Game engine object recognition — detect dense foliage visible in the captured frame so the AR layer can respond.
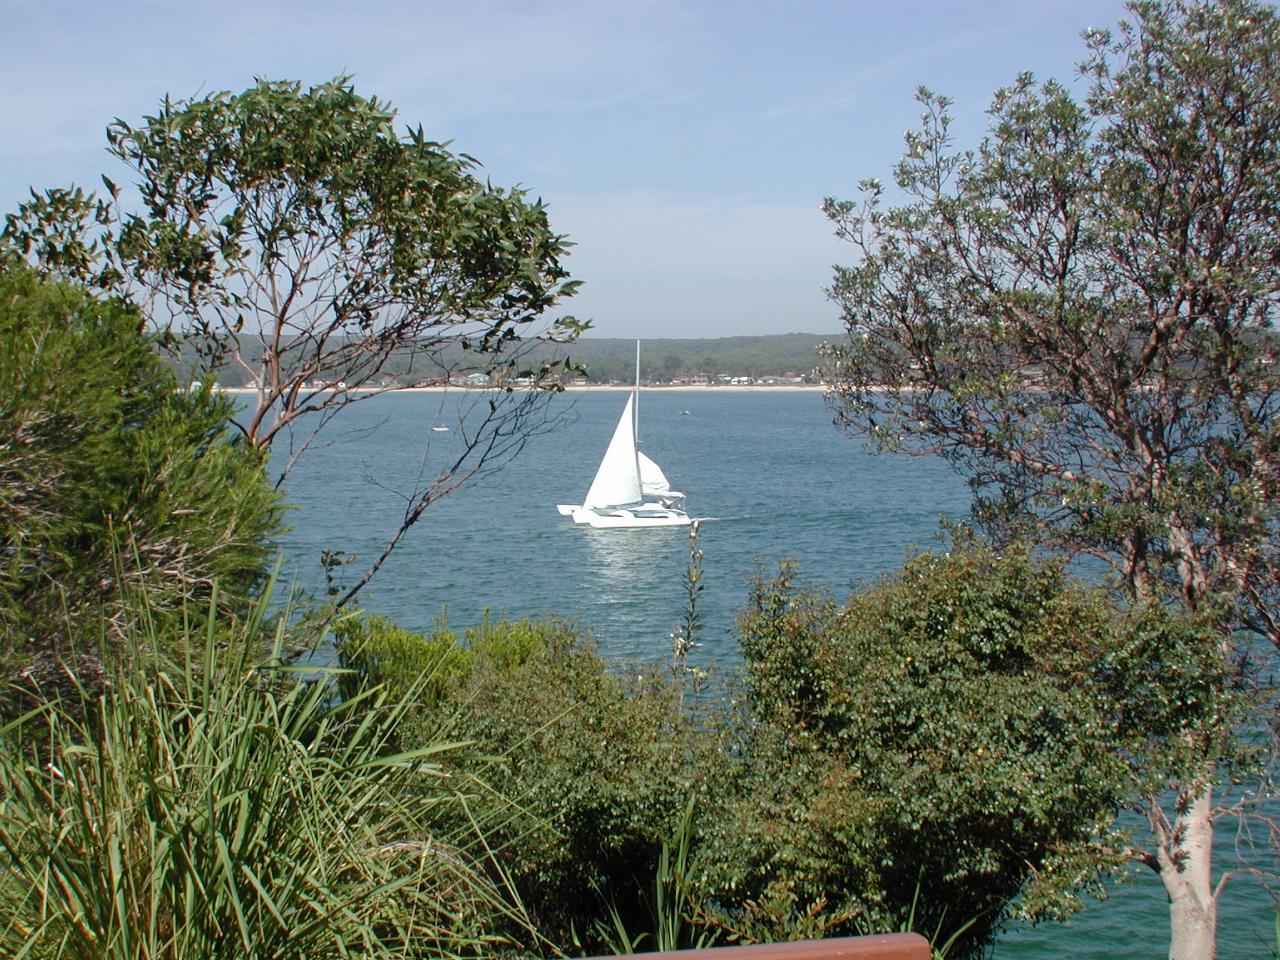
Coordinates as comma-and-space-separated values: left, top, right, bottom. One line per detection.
0, 593, 526, 959
336, 610, 720, 953
0, 265, 283, 690
3, 76, 582, 448
821, 1, 1278, 952
692, 545, 1233, 958
332, 544, 1236, 960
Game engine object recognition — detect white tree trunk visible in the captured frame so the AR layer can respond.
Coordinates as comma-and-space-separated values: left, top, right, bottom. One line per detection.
1158, 786, 1216, 960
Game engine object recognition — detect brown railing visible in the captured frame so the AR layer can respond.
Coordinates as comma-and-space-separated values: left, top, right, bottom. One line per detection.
584, 934, 931, 960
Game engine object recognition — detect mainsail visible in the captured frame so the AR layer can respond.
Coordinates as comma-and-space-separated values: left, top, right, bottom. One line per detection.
582, 393, 643, 509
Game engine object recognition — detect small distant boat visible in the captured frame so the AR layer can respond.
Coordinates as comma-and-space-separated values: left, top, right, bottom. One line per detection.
557, 342, 691, 528
679, 409, 691, 416
430, 424, 449, 433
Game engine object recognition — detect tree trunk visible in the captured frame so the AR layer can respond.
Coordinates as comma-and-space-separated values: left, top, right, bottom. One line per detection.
1159, 786, 1216, 960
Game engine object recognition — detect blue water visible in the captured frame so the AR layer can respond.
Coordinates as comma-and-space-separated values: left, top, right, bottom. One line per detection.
272, 389, 1273, 959
277, 390, 971, 664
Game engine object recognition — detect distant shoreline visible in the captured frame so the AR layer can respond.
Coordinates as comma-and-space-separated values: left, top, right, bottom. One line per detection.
214, 384, 828, 394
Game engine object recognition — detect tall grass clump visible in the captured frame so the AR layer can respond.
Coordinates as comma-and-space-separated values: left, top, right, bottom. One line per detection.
0, 589, 528, 960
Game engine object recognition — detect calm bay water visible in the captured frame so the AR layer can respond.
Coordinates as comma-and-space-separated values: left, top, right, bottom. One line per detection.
277, 390, 973, 665
272, 389, 1271, 959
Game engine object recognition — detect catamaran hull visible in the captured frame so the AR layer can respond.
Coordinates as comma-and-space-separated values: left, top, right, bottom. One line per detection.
559, 504, 692, 528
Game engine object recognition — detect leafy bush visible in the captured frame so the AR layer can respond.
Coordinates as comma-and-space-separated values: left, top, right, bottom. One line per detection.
0, 264, 283, 688
334, 611, 466, 709
338, 610, 723, 953
0, 590, 527, 959
334, 609, 561, 712
694, 543, 1228, 956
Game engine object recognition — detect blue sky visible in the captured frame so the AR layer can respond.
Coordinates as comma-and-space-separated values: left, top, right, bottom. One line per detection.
2, 0, 1133, 337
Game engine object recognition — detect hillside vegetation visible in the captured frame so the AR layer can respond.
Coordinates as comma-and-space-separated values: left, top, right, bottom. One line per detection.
532, 334, 832, 383
172, 334, 833, 387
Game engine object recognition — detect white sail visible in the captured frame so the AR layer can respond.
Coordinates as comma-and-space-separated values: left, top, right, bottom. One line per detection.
582, 393, 643, 509
638, 451, 670, 494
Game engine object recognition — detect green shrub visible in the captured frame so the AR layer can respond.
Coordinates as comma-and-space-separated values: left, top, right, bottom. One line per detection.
339, 609, 723, 953
0, 590, 527, 959
0, 264, 283, 687
465, 611, 562, 673
334, 609, 561, 713
694, 543, 1226, 957
334, 611, 465, 709
447, 644, 712, 950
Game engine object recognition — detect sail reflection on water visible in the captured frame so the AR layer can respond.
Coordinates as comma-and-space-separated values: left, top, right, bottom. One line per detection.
578, 526, 689, 654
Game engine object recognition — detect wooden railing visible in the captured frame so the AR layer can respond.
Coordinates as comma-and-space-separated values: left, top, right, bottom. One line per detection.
584, 934, 931, 960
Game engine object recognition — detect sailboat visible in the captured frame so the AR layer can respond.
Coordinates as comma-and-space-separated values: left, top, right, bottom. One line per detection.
556, 342, 692, 528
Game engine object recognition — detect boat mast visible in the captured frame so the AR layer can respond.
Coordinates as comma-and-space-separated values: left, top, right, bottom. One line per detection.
634, 339, 641, 443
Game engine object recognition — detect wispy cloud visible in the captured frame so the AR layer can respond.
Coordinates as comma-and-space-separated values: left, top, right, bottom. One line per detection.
552, 190, 847, 336
1, 0, 1134, 337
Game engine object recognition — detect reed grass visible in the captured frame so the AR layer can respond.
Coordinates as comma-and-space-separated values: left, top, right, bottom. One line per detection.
594, 795, 716, 954
0, 588, 527, 959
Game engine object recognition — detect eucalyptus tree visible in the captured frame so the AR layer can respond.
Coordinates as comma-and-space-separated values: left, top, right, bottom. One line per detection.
4, 77, 582, 604
822, 2, 1278, 957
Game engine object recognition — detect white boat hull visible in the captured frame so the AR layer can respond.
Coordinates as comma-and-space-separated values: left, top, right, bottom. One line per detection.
560, 503, 692, 528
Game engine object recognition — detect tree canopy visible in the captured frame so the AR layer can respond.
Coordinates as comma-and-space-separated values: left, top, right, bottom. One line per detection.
3, 75, 582, 454
821, 2, 1277, 955
0, 264, 284, 691
824, 0, 1277, 647
3, 76, 584, 604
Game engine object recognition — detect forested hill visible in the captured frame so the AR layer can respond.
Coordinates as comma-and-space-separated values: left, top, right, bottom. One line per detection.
534, 333, 832, 383
174, 333, 836, 386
